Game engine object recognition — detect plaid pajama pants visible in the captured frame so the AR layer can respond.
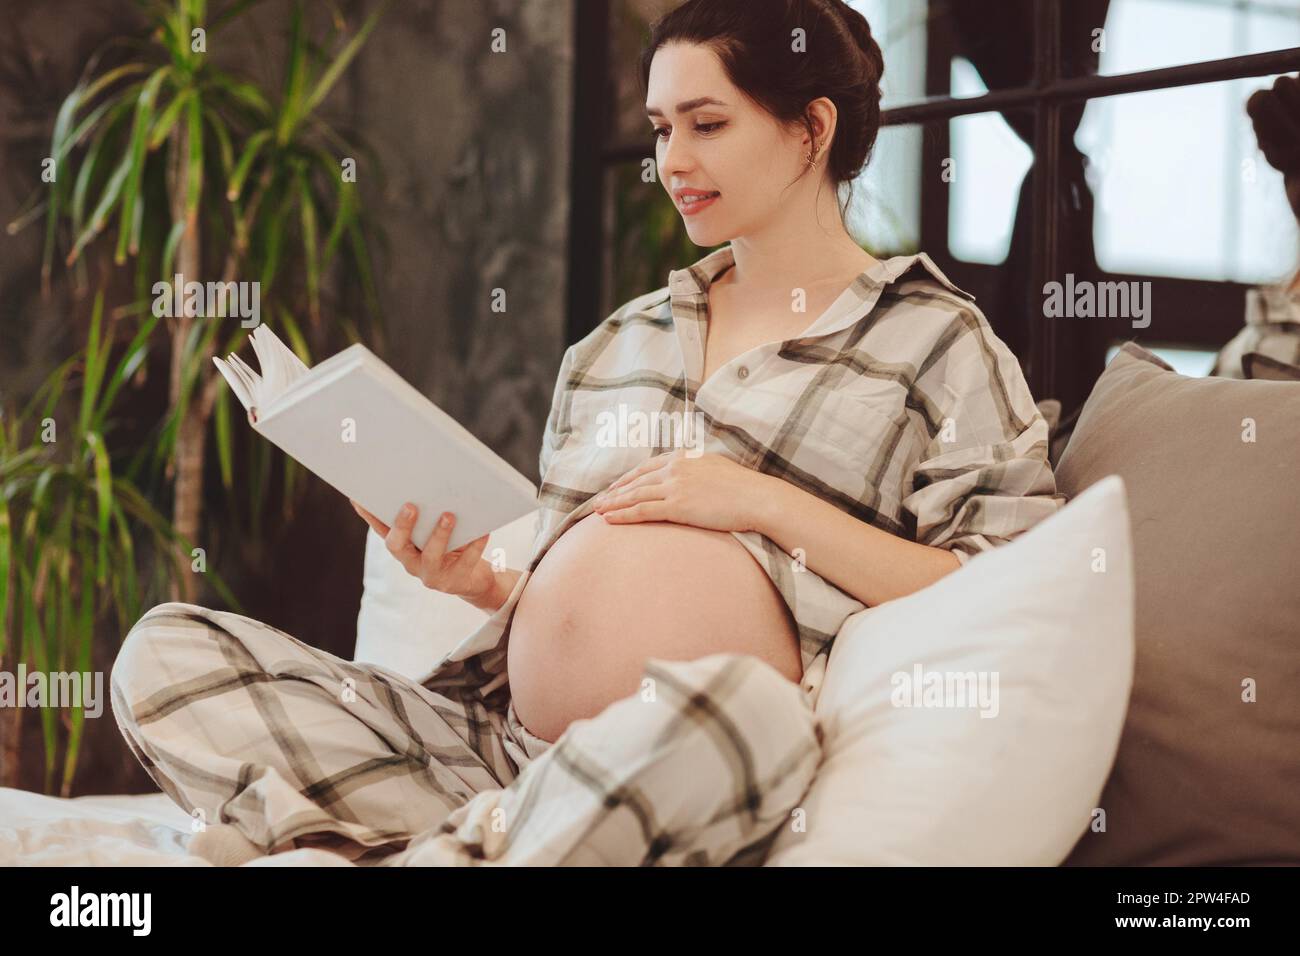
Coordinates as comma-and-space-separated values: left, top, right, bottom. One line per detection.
110, 602, 822, 866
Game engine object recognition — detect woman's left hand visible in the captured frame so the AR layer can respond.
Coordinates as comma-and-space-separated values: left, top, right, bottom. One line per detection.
590, 449, 770, 533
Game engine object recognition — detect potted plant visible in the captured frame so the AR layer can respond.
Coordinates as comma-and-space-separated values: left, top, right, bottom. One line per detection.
9, 0, 388, 599
0, 292, 237, 794
2, 0, 388, 793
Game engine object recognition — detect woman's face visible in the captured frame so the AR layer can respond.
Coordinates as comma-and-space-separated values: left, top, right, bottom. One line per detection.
646, 42, 819, 247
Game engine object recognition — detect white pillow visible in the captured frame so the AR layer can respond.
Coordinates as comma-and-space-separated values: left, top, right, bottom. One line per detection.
766, 474, 1135, 866
354, 510, 539, 679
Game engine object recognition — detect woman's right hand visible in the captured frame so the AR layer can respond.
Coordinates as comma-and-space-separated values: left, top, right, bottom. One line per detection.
351, 499, 510, 611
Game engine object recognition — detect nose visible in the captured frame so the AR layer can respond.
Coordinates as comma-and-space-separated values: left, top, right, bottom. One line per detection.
658, 128, 694, 186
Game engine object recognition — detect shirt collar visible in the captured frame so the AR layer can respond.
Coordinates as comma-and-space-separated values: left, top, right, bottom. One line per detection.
667, 244, 736, 297
667, 244, 974, 341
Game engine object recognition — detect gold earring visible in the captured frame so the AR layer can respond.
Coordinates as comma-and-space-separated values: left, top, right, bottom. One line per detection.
806, 144, 820, 169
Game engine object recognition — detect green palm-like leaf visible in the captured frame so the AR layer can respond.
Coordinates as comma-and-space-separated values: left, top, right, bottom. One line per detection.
204, 106, 234, 179
184, 92, 204, 224
83, 432, 113, 585
301, 0, 388, 117
69, 98, 134, 242
213, 385, 234, 490
42, 85, 85, 287
275, 2, 307, 141
78, 63, 151, 109
0, 498, 11, 661
68, 154, 130, 266
160, 218, 185, 278
227, 128, 271, 200
77, 292, 108, 436
148, 88, 192, 150
92, 310, 161, 436
297, 169, 320, 324
115, 67, 169, 264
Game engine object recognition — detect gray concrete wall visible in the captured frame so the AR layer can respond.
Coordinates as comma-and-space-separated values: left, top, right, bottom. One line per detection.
345, 0, 573, 478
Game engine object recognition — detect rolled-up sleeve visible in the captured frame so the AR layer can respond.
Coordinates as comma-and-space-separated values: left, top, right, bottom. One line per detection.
900, 311, 1065, 565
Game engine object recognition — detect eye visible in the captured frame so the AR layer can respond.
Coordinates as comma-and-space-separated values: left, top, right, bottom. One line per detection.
651, 121, 727, 143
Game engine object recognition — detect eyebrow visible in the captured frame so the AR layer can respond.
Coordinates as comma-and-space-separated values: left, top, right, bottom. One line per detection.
646, 96, 730, 118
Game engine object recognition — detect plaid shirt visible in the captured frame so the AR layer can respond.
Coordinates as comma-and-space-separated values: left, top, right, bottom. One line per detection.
1211, 282, 1300, 378
425, 243, 1065, 710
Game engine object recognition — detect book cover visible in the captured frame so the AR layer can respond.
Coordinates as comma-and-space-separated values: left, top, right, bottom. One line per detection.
214, 327, 538, 553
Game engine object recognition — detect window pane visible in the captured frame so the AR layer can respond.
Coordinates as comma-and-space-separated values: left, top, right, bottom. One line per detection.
1105, 342, 1218, 376
851, 0, 1096, 108
847, 0, 929, 110
850, 108, 1040, 271
946, 58, 1034, 264
1075, 75, 1300, 283
847, 122, 924, 255
1072, 0, 1300, 78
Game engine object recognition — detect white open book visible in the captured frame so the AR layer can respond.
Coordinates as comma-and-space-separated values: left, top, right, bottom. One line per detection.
213, 326, 539, 552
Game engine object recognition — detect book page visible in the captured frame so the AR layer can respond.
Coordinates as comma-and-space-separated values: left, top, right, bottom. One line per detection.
213, 325, 312, 415
249, 326, 311, 402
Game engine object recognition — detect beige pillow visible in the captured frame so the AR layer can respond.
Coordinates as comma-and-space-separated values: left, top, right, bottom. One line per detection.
1057, 341, 1300, 865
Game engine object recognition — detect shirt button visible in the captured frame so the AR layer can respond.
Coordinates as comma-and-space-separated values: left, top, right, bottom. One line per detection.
737, 365, 749, 380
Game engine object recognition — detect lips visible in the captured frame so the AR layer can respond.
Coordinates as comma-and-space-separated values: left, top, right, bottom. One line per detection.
676, 189, 721, 213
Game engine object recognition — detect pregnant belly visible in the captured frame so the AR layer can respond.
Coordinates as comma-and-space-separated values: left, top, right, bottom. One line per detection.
506, 512, 802, 744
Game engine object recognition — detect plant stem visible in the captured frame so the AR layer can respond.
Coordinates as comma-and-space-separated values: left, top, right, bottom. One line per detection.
167, 117, 201, 603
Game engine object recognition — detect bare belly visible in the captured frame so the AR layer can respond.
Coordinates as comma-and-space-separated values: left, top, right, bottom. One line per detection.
506, 512, 802, 743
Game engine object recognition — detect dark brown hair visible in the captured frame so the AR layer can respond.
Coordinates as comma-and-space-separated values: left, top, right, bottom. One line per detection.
638, 0, 885, 216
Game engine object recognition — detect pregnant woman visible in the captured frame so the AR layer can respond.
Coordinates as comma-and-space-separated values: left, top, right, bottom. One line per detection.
111, 0, 1062, 868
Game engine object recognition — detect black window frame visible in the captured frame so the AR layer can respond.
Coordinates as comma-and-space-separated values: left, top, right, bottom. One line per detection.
568, 0, 1300, 413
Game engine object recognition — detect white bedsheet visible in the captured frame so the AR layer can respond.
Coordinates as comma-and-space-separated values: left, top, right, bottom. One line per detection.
0, 788, 353, 866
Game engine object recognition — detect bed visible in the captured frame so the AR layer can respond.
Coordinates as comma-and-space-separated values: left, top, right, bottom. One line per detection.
4, 345, 1297, 866
0, 787, 356, 866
